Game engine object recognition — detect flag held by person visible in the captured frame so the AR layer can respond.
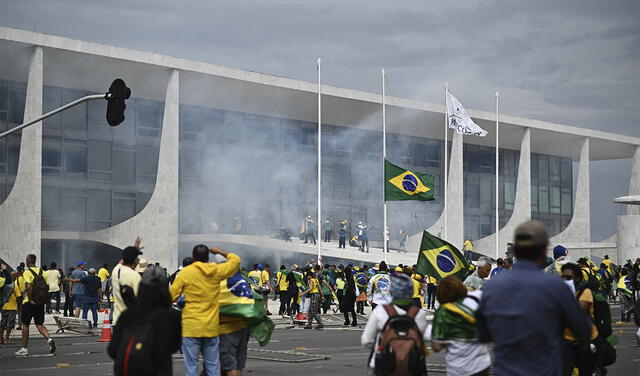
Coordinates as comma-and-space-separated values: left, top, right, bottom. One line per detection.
446, 90, 488, 137
385, 160, 434, 201
219, 272, 274, 346
416, 231, 469, 280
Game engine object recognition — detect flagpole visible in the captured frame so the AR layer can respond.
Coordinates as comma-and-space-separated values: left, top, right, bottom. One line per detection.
495, 91, 500, 260
317, 57, 322, 265
382, 69, 388, 264
443, 83, 448, 241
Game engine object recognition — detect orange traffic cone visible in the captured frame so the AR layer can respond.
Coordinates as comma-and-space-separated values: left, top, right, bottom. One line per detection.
96, 313, 112, 343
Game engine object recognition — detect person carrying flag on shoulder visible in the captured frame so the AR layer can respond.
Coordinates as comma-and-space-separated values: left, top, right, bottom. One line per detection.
367, 262, 392, 310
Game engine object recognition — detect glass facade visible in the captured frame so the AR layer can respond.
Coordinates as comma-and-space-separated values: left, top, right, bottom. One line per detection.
0, 79, 572, 244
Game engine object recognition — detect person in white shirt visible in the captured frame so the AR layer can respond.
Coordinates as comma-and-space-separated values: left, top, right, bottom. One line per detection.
45, 262, 61, 314
111, 238, 143, 327
366, 262, 392, 309
361, 274, 430, 374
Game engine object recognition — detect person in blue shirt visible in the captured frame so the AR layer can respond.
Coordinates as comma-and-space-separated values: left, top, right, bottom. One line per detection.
490, 258, 504, 278
476, 220, 592, 376
338, 227, 347, 249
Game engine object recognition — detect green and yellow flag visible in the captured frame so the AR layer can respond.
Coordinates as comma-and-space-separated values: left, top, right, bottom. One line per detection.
219, 272, 274, 346
416, 231, 469, 281
384, 160, 434, 201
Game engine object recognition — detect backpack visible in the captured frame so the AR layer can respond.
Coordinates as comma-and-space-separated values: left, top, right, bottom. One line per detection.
577, 288, 612, 338
113, 313, 158, 376
582, 268, 600, 292
0, 280, 15, 307
374, 305, 426, 376
27, 268, 49, 305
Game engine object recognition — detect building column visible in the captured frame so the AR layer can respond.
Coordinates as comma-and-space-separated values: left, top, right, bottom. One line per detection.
617, 145, 640, 263
411, 130, 464, 250
0, 46, 42, 267
83, 69, 180, 271
475, 128, 531, 256
550, 137, 590, 244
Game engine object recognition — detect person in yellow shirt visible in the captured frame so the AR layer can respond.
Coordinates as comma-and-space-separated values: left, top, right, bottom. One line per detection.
98, 263, 111, 303
276, 265, 290, 317
44, 262, 61, 314
1, 267, 21, 344
15, 254, 56, 357
561, 263, 599, 375
170, 245, 241, 376
463, 239, 474, 262
602, 255, 613, 274
261, 265, 272, 315
406, 269, 423, 307
301, 271, 323, 329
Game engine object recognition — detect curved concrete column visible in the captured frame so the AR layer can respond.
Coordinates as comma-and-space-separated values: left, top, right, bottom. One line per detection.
617, 215, 640, 263
551, 137, 590, 244
0, 46, 42, 267
82, 69, 180, 270
475, 128, 531, 257
406, 130, 464, 251
627, 146, 640, 215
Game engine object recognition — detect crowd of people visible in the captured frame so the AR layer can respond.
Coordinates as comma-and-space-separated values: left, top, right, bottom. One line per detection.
1, 220, 639, 375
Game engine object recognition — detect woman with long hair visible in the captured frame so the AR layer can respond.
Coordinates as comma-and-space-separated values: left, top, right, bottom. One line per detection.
342, 266, 358, 327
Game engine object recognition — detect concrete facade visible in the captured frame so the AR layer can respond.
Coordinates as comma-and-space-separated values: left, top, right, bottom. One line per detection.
551, 137, 591, 244
0, 46, 42, 267
474, 128, 531, 258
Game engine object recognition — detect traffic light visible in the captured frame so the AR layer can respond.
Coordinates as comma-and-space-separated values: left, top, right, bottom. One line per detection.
105, 78, 131, 126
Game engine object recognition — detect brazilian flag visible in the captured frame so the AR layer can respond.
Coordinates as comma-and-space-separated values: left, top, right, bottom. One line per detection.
416, 231, 469, 281
219, 272, 274, 346
385, 160, 434, 201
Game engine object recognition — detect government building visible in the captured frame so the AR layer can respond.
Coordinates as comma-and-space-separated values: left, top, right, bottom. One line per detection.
0, 27, 638, 271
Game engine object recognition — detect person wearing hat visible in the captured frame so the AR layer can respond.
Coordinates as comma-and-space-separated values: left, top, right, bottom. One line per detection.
70, 261, 88, 318
476, 220, 592, 375
111, 237, 144, 327
361, 273, 429, 372
544, 244, 571, 276
135, 258, 149, 275
67, 268, 102, 328
108, 265, 181, 376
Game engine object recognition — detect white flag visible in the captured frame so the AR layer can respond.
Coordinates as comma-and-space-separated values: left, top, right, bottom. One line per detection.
446, 91, 488, 137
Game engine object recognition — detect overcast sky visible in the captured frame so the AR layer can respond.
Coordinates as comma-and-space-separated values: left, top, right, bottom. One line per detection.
1, 0, 638, 240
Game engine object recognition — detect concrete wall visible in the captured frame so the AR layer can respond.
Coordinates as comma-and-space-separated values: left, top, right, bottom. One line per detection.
551, 137, 590, 245
617, 215, 640, 263
0, 46, 42, 268
474, 128, 531, 258
81, 69, 180, 271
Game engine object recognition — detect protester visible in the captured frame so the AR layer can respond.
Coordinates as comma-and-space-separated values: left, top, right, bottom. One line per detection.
361, 273, 429, 375
431, 276, 491, 376
405, 268, 423, 307
355, 267, 368, 315
1, 267, 20, 344
68, 268, 102, 328
367, 261, 392, 309
112, 238, 144, 327
15, 254, 56, 356
98, 263, 110, 302
63, 267, 74, 317
276, 265, 290, 317
262, 264, 272, 315
169, 244, 241, 376
71, 261, 88, 317
476, 220, 592, 375
135, 258, 149, 275
618, 268, 634, 322
544, 245, 571, 276
490, 258, 504, 278
45, 262, 61, 314
464, 257, 491, 291
108, 265, 181, 376
301, 270, 323, 329
340, 266, 356, 327
338, 225, 347, 249
286, 265, 300, 317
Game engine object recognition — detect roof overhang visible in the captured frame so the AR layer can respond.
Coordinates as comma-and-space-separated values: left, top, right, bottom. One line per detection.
1, 27, 638, 161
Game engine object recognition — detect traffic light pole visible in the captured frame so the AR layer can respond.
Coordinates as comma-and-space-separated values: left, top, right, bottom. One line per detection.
0, 93, 109, 140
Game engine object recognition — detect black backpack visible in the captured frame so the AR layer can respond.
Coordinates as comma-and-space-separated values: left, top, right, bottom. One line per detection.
114, 314, 158, 376
117, 268, 136, 308
374, 305, 426, 376
582, 268, 600, 293
27, 268, 50, 305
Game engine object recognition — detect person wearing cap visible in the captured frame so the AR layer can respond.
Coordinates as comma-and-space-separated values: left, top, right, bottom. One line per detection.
476, 220, 592, 375
108, 265, 181, 376
111, 237, 144, 327
67, 267, 102, 328
543, 245, 571, 276
70, 261, 88, 318
169, 244, 241, 376
361, 273, 430, 372
367, 261, 392, 310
